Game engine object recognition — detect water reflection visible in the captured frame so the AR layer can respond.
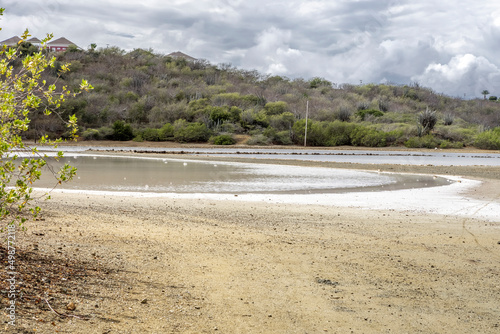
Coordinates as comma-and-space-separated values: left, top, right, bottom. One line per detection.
36, 155, 450, 194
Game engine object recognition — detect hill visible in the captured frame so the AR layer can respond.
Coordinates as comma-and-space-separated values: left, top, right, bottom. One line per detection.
23, 46, 500, 149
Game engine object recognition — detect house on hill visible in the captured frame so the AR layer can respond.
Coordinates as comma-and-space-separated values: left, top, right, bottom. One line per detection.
27, 37, 42, 47
0, 36, 22, 47
47, 37, 78, 51
1, 36, 78, 51
167, 51, 197, 61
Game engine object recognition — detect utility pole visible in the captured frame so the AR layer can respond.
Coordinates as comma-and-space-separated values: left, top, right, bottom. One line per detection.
304, 100, 309, 147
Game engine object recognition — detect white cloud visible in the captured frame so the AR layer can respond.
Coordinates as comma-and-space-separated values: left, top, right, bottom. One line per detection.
412, 54, 500, 97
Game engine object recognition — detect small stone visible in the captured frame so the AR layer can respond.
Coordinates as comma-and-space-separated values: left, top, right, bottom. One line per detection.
66, 302, 76, 311
141, 299, 148, 304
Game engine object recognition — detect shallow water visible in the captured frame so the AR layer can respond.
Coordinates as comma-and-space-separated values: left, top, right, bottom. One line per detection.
39, 146, 500, 166
36, 154, 450, 194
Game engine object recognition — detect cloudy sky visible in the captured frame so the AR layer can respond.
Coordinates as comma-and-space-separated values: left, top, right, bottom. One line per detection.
2, 0, 500, 98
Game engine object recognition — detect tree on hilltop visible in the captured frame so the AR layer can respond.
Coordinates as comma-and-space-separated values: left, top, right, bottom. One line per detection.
482, 90, 490, 100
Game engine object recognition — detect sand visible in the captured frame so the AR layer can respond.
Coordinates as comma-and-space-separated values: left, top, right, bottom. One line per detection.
3, 150, 500, 333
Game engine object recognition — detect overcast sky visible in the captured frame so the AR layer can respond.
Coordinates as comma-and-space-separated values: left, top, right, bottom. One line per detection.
2, 0, 500, 98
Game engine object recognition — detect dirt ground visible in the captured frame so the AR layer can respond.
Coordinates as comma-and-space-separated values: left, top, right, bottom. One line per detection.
1, 150, 500, 333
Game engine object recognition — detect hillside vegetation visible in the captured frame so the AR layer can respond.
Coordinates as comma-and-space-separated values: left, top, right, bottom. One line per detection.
22, 46, 500, 149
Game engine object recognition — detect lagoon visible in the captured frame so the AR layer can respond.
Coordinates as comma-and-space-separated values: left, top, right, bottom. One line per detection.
36, 154, 450, 194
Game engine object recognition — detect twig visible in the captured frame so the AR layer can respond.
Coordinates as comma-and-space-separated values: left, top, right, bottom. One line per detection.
44, 299, 90, 320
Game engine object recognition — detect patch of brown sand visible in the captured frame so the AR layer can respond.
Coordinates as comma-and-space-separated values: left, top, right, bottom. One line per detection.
3, 186, 500, 333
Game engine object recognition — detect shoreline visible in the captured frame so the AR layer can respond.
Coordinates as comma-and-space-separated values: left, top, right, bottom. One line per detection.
31, 139, 500, 154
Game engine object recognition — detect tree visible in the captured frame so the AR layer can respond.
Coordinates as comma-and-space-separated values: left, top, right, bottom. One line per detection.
0, 11, 93, 229
264, 101, 288, 115
111, 120, 134, 141
482, 90, 490, 100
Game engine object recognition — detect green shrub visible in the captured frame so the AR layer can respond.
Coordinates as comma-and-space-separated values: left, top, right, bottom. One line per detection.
159, 123, 174, 141
133, 135, 144, 142
435, 125, 477, 145
309, 77, 332, 89
306, 121, 329, 146
81, 128, 101, 140
350, 126, 387, 147
404, 134, 440, 148
97, 126, 114, 140
269, 112, 295, 130
142, 128, 161, 141
112, 121, 134, 141
474, 127, 500, 150
208, 106, 232, 123
356, 109, 384, 121
324, 121, 356, 146
384, 129, 406, 146
439, 140, 463, 149
264, 101, 288, 115
173, 120, 211, 142
273, 130, 292, 145
211, 134, 236, 145
264, 127, 292, 145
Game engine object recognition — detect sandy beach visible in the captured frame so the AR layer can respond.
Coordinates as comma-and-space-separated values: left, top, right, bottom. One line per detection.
2, 148, 500, 333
